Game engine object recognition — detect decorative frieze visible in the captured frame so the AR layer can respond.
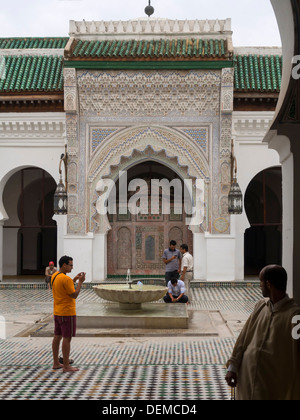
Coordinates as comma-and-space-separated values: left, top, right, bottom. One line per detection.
221, 68, 234, 113
69, 18, 232, 40
64, 68, 78, 113
232, 111, 274, 138
0, 114, 66, 145
77, 69, 221, 117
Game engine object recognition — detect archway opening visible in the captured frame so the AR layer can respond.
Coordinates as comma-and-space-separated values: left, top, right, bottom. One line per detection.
106, 160, 193, 277
244, 166, 282, 277
3, 167, 57, 277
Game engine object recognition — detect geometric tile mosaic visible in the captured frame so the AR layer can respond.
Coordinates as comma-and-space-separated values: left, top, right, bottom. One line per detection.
181, 128, 208, 153
0, 364, 230, 400
0, 337, 234, 400
0, 284, 261, 401
0, 337, 235, 367
91, 128, 118, 152
0, 284, 262, 316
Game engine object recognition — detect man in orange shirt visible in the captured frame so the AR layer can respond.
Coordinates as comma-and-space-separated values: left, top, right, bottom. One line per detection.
51, 255, 86, 372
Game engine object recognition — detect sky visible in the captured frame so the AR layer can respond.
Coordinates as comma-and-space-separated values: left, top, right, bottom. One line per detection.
0, 0, 281, 47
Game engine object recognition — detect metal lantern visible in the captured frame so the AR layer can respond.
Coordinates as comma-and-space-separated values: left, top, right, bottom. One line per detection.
54, 145, 68, 215
228, 178, 243, 214
228, 139, 243, 215
54, 177, 68, 215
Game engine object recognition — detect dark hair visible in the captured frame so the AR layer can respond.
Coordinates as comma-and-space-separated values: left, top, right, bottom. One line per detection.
170, 277, 178, 285
260, 265, 287, 292
58, 255, 73, 268
170, 240, 176, 246
180, 244, 188, 252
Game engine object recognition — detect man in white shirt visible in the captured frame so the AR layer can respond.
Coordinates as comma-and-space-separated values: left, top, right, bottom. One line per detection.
163, 277, 189, 303
180, 244, 193, 300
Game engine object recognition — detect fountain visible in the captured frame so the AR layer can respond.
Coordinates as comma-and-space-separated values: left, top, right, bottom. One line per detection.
76, 270, 189, 330
93, 269, 168, 310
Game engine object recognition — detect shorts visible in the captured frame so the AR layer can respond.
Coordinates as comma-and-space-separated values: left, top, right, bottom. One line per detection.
54, 315, 76, 338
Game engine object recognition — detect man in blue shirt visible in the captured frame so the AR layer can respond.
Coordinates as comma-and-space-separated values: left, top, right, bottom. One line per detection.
163, 276, 189, 303
162, 240, 181, 286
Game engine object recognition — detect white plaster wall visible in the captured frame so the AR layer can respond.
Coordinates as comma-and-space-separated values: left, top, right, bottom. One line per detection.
205, 233, 236, 281
63, 234, 94, 282
0, 113, 66, 278
234, 114, 281, 193
92, 233, 107, 282
230, 111, 281, 281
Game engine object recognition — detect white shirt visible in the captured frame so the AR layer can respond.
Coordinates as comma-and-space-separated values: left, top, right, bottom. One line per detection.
167, 279, 186, 296
181, 252, 193, 272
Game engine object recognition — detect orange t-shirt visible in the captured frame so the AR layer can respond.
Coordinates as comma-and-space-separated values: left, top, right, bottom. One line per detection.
51, 272, 76, 316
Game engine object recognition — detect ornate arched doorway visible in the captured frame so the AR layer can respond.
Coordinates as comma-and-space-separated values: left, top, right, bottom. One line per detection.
2, 167, 57, 276
106, 161, 193, 276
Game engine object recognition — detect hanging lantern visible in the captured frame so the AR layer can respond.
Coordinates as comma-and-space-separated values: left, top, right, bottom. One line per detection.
228, 139, 243, 215
228, 178, 243, 214
53, 145, 68, 215
54, 177, 68, 215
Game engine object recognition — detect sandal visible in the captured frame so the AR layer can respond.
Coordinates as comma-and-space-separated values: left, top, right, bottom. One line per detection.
59, 356, 74, 365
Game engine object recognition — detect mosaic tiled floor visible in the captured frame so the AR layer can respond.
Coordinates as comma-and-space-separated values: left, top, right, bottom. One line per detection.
0, 284, 261, 400
0, 284, 262, 315
0, 337, 234, 400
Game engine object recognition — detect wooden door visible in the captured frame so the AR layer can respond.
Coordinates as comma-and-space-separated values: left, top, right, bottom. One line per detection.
107, 209, 192, 276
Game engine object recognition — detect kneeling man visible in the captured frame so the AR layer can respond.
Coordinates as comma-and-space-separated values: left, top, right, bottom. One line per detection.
164, 276, 189, 304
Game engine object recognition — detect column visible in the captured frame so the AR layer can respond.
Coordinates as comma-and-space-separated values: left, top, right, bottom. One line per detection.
93, 233, 108, 282
52, 214, 67, 264
0, 221, 3, 281
193, 232, 206, 280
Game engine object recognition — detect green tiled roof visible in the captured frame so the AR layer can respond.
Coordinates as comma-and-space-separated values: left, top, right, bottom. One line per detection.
0, 55, 64, 92
234, 54, 282, 92
67, 38, 231, 60
0, 38, 69, 49
0, 49, 282, 94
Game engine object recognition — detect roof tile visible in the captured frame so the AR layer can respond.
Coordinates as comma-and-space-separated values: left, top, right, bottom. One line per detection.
0, 38, 68, 49
234, 54, 282, 92
66, 38, 232, 60
0, 55, 64, 92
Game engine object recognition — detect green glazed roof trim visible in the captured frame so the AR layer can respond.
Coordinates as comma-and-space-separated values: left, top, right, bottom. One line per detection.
0, 38, 69, 49
0, 51, 282, 94
234, 54, 282, 92
67, 38, 231, 60
64, 59, 233, 70
0, 55, 64, 92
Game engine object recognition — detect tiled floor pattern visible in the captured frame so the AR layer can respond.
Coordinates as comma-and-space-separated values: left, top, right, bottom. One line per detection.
0, 364, 230, 400
0, 285, 261, 400
0, 285, 262, 315
0, 338, 234, 400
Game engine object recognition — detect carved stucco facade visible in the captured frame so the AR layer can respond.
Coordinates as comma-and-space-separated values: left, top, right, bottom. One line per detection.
65, 66, 234, 240
0, 17, 282, 282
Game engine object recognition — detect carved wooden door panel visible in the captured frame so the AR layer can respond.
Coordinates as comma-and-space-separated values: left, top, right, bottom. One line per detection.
107, 211, 192, 276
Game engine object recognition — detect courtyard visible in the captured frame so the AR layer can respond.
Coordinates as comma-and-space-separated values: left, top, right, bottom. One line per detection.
0, 281, 261, 401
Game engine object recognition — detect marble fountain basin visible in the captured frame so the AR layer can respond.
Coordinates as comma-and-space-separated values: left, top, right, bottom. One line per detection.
93, 284, 167, 310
